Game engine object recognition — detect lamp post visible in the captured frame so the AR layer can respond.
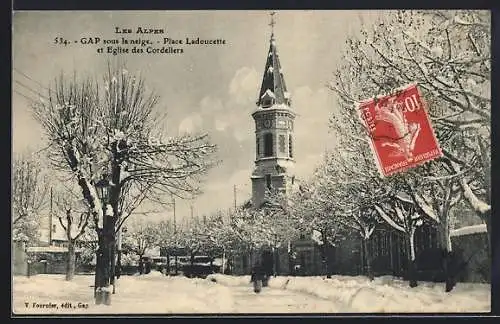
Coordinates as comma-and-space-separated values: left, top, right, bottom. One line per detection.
114, 225, 127, 293
94, 176, 111, 305
116, 225, 127, 277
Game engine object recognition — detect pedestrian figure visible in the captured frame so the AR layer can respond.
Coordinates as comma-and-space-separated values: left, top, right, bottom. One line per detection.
225, 259, 232, 275
250, 260, 267, 293
138, 259, 144, 275
261, 250, 274, 286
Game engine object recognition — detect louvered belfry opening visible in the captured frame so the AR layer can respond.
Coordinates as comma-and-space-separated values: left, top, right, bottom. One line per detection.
264, 133, 273, 157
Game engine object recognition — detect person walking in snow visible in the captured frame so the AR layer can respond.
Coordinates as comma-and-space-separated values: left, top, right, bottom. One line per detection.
138, 259, 144, 275
250, 260, 267, 293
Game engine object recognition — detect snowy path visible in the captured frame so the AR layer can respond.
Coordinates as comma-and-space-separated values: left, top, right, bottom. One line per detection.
209, 274, 491, 313
228, 284, 342, 313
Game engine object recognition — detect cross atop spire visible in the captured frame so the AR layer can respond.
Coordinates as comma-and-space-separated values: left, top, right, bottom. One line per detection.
269, 11, 276, 38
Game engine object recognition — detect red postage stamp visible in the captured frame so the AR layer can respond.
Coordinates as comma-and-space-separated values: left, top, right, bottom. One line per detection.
358, 83, 443, 177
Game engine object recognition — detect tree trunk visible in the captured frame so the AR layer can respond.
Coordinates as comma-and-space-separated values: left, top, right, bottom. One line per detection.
408, 230, 418, 288
437, 213, 456, 291
95, 216, 114, 305
221, 249, 225, 274
66, 241, 76, 281
248, 249, 253, 275
362, 238, 373, 280
359, 238, 364, 276
116, 249, 122, 279
187, 252, 194, 278
389, 232, 394, 275
322, 241, 332, 279
97, 235, 111, 303
476, 135, 491, 258
438, 220, 452, 253
138, 254, 144, 274
483, 211, 491, 261
110, 241, 116, 294
325, 251, 331, 279
320, 231, 331, 278
94, 250, 100, 299
166, 254, 171, 275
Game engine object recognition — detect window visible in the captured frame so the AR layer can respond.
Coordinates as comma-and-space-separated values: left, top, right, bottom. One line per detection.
279, 135, 286, 153
263, 99, 273, 108
288, 135, 293, 158
265, 174, 272, 190
256, 137, 260, 157
264, 133, 273, 157
52, 224, 56, 233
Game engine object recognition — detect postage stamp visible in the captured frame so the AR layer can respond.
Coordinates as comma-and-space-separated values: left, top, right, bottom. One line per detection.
358, 84, 443, 177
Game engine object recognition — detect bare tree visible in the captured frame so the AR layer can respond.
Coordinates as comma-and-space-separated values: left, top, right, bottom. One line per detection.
53, 191, 91, 280
12, 153, 48, 246
155, 219, 178, 274
310, 145, 390, 280
226, 207, 277, 273
205, 211, 237, 274
265, 184, 344, 277
31, 62, 217, 303
123, 217, 159, 271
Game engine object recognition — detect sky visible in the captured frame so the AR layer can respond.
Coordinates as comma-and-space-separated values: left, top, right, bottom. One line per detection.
12, 10, 381, 226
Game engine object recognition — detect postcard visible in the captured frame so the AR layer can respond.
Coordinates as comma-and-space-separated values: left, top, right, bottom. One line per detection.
12, 10, 491, 315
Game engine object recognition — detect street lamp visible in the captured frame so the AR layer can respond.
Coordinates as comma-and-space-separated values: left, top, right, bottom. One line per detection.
95, 176, 110, 204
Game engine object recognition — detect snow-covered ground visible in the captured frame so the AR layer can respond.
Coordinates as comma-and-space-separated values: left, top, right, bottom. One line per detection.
12, 272, 490, 314
13, 272, 234, 314
207, 274, 491, 313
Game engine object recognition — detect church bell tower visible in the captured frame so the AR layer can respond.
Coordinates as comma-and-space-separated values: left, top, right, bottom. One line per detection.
251, 12, 296, 208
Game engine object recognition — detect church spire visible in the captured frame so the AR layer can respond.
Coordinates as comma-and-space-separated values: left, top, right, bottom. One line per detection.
256, 11, 290, 108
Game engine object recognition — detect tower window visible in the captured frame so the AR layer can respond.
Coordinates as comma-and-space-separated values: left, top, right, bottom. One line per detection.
256, 136, 261, 158
52, 224, 56, 233
279, 135, 286, 153
264, 133, 273, 157
265, 174, 272, 190
289, 135, 293, 158
263, 99, 273, 108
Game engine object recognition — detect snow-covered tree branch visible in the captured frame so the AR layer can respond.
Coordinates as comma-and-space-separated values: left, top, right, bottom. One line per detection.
53, 190, 92, 280
12, 153, 48, 245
